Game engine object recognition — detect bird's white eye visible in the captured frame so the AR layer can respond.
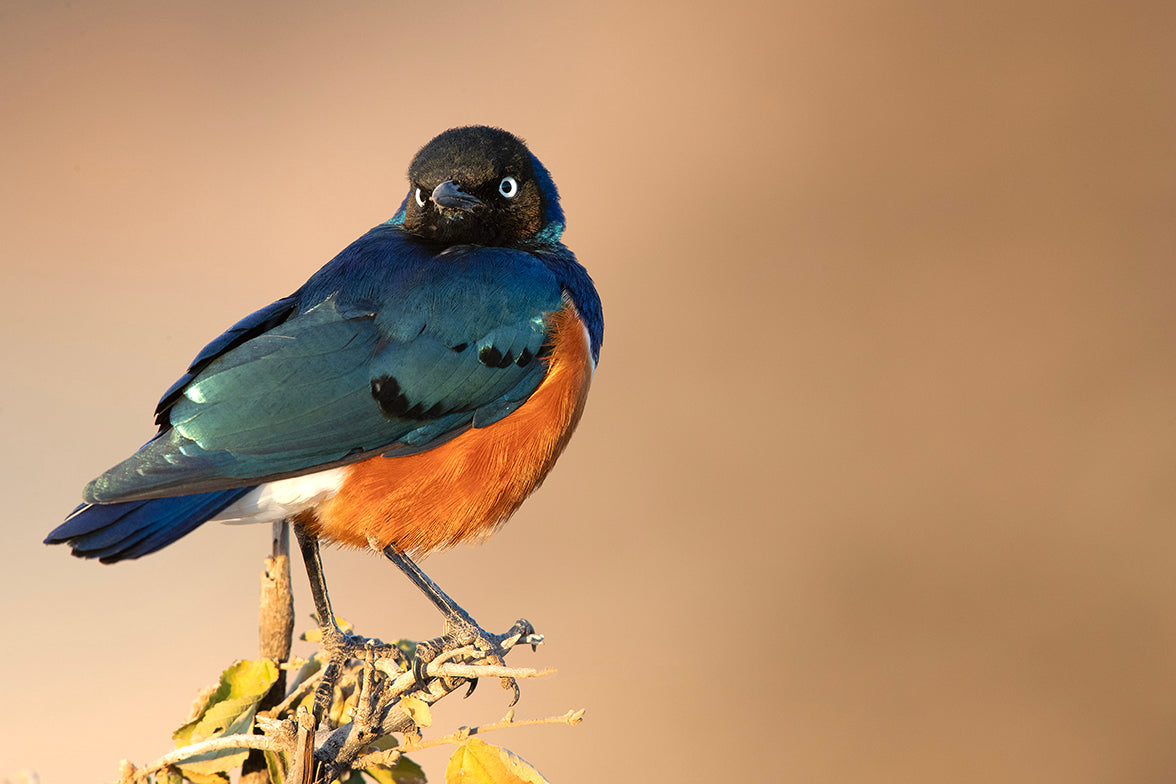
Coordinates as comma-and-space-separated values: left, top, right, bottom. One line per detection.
498, 176, 519, 198
415, 187, 426, 207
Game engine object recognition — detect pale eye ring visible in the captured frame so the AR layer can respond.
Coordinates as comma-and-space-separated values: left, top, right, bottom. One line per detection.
414, 187, 427, 207
498, 176, 519, 198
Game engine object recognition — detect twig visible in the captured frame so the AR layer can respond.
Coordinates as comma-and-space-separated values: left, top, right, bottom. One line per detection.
122, 733, 287, 783
242, 519, 295, 784
430, 663, 555, 680
287, 708, 316, 784
352, 708, 585, 770
262, 661, 326, 719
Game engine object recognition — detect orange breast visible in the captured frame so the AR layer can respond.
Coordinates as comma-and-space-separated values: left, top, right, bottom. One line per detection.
308, 302, 593, 556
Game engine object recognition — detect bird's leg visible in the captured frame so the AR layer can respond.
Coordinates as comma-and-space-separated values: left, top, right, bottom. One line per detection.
293, 523, 355, 722
381, 546, 543, 699
381, 546, 478, 631
294, 523, 347, 647
293, 523, 407, 720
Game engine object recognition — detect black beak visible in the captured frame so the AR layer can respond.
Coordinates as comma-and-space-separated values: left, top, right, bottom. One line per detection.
431, 180, 483, 211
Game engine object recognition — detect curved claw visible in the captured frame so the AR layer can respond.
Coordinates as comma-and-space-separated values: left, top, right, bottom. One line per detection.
397, 611, 545, 708
503, 677, 521, 707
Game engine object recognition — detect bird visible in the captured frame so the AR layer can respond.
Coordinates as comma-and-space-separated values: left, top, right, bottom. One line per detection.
45, 126, 604, 698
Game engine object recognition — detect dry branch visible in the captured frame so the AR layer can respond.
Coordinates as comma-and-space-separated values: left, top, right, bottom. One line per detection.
115, 524, 581, 784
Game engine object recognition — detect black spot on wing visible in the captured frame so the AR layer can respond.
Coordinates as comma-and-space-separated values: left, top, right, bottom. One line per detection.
515, 347, 533, 367
478, 345, 517, 369
371, 375, 458, 420
478, 345, 502, 367
371, 375, 413, 418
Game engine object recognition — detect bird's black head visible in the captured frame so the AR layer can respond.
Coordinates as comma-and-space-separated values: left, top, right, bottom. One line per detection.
398, 126, 563, 247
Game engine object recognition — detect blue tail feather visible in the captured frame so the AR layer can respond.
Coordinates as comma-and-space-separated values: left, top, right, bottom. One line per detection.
46, 488, 254, 563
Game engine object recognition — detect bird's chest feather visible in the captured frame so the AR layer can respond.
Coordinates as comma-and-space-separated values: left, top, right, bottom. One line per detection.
306, 304, 593, 555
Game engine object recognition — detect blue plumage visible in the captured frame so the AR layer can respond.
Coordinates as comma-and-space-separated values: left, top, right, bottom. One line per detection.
80, 233, 572, 504
47, 125, 603, 564
47, 489, 253, 563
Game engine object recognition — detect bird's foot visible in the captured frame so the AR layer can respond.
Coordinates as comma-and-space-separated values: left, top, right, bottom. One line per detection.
412, 618, 543, 705
310, 621, 411, 720
308, 617, 411, 669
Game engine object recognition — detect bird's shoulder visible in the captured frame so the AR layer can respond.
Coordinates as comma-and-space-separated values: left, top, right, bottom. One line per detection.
155, 224, 566, 428
300, 223, 567, 346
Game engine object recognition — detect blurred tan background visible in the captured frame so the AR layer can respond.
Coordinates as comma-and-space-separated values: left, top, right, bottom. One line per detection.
3, 1, 1175, 782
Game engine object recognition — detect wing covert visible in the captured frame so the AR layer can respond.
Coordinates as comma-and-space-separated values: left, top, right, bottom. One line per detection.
85, 239, 565, 503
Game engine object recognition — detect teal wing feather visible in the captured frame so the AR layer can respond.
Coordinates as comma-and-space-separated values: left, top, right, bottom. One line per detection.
85, 237, 563, 504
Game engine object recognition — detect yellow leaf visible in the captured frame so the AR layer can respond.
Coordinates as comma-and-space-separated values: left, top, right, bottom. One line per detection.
179, 771, 229, 784
302, 615, 354, 641
172, 659, 279, 775
399, 696, 433, 728
445, 739, 548, 784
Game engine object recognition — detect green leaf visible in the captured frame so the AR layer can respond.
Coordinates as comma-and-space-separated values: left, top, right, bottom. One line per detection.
393, 638, 418, 661
364, 756, 427, 784
367, 733, 400, 752
263, 749, 286, 784
172, 659, 279, 775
